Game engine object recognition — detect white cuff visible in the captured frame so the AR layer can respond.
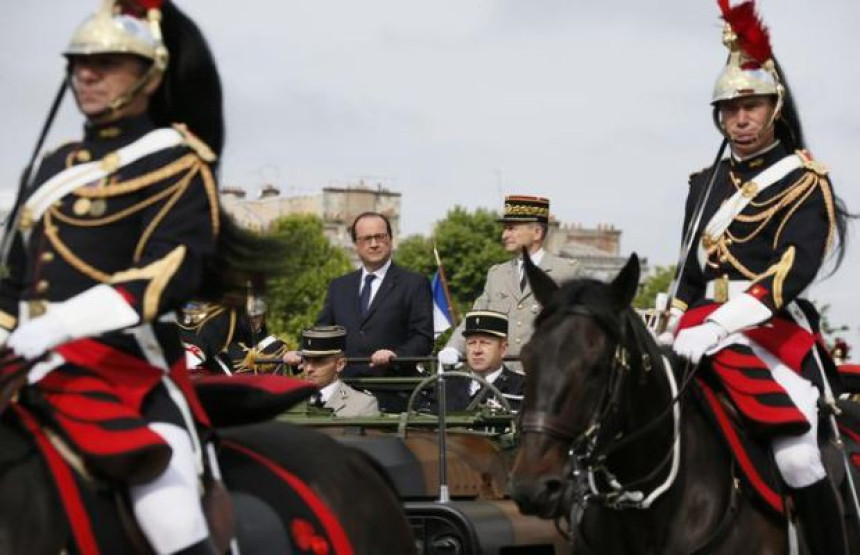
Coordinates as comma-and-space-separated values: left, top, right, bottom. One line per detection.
706, 292, 772, 335
53, 284, 141, 340
0, 328, 9, 346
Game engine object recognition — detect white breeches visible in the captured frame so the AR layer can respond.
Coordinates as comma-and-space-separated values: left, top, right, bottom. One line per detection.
742, 337, 827, 488
129, 422, 209, 554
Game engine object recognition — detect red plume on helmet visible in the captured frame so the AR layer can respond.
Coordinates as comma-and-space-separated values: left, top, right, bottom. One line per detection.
118, 0, 164, 17
717, 0, 772, 67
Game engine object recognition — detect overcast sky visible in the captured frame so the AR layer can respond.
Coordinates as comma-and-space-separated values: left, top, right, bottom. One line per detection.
2, 1, 859, 347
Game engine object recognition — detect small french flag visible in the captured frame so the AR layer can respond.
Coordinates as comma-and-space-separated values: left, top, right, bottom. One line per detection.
431, 270, 454, 338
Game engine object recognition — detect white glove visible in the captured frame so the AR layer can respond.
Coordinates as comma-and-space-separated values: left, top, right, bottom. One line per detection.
657, 331, 675, 346
8, 284, 139, 360
437, 347, 461, 367
656, 307, 684, 346
672, 321, 728, 364
7, 314, 71, 360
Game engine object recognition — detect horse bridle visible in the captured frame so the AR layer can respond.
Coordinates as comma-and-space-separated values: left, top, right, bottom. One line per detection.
519, 304, 686, 511
520, 305, 635, 462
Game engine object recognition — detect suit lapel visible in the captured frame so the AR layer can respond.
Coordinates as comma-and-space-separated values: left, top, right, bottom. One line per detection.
505, 259, 524, 301
362, 264, 397, 323
345, 271, 363, 326
521, 254, 558, 301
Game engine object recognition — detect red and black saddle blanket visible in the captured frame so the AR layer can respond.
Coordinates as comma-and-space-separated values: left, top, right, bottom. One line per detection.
691, 378, 787, 515
691, 379, 860, 516
10, 375, 353, 555
706, 344, 810, 438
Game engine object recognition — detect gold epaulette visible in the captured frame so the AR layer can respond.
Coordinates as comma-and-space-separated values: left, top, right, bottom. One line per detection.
796, 149, 828, 176
172, 123, 217, 163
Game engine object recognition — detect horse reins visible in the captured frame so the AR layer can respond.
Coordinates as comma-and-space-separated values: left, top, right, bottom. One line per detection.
520, 305, 694, 510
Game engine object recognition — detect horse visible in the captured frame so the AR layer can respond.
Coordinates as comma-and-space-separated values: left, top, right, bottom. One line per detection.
0, 374, 415, 554
508, 253, 858, 554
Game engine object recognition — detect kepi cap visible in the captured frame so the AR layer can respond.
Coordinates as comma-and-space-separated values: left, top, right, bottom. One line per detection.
462, 310, 508, 338
300, 325, 347, 357
498, 195, 550, 224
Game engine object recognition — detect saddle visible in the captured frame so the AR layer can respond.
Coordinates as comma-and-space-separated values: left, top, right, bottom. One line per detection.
693, 378, 860, 518
7, 375, 320, 554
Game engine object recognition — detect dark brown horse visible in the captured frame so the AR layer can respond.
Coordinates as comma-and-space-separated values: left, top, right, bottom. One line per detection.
0, 377, 415, 554
509, 254, 790, 554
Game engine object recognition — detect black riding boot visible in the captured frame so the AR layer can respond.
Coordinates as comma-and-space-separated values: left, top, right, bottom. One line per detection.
792, 478, 849, 555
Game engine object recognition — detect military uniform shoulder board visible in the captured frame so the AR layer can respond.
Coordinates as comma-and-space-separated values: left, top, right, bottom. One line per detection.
43, 140, 80, 161
171, 123, 217, 163
688, 164, 714, 185
796, 149, 828, 176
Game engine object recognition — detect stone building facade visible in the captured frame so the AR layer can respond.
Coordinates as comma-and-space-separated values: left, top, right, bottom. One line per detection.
220, 184, 632, 276
220, 182, 401, 261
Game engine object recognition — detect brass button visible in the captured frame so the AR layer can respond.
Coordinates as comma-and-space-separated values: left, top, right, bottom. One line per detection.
100, 152, 121, 173
516, 338, 522, 344
517, 321, 522, 326
517, 304, 523, 309
40, 251, 55, 263
36, 280, 50, 293
73, 198, 91, 216
75, 149, 92, 163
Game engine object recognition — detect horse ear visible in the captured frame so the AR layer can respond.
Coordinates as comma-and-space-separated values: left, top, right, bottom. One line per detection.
609, 253, 640, 309
522, 247, 558, 306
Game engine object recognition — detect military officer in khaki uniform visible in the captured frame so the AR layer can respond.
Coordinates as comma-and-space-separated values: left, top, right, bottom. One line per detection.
439, 195, 581, 373
300, 326, 380, 417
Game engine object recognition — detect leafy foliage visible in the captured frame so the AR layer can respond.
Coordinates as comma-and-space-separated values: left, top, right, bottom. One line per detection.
395, 206, 509, 324
633, 265, 675, 310
265, 215, 353, 347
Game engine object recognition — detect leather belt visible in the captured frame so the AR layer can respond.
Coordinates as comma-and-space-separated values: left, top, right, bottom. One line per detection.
704, 277, 751, 303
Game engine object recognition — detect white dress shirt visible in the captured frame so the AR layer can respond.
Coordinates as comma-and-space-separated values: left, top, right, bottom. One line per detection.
359, 258, 392, 307
470, 366, 504, 396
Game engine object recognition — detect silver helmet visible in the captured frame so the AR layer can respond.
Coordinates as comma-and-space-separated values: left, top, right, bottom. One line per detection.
64, 0, 169, 116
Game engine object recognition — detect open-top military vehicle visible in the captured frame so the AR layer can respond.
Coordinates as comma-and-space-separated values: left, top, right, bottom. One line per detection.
274, 361, 567, 555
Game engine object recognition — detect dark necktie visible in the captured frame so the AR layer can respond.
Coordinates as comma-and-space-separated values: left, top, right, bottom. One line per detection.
310, 393, 324, 407
359, 274, 376, 315
519, 265, 527, 292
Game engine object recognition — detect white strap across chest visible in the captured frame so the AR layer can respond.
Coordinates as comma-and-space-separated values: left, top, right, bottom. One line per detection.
697, 153, 803, 269
24, 127, 185, 224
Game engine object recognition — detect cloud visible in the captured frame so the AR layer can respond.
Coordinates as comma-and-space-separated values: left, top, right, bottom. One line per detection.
2, 0, 859, 344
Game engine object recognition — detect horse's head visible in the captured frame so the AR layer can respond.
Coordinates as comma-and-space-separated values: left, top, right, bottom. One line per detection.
509, 253, 642, 519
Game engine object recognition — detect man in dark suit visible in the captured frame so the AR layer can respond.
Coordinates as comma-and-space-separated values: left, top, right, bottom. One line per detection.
440, 310, 525, 413
285, 211, 433, 411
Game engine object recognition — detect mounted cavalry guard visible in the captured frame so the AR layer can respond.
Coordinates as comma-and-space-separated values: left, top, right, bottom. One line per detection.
0, 1, 262, 553
179, 298, 287, 375
664, 1, 852, 553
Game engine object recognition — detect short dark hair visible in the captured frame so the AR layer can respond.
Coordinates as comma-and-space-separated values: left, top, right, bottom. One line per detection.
350, 212, 393, 242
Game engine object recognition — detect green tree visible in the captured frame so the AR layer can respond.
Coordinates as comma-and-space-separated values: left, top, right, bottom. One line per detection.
633, 265, 675, 310
394, 234, 435, 278
265, 214, 353, 346
396, 206, 509, 322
